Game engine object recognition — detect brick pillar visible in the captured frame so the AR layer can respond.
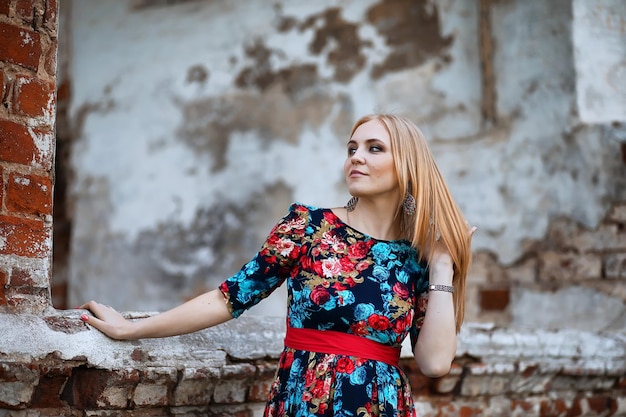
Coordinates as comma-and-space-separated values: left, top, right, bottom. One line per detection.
0, 0, 58, 313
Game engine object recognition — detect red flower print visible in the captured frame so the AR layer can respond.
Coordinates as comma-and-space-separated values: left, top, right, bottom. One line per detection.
350, 321, 369, 336
311, 380, 327, 397
321, 257, 342, 278
394, 313, 412, 334
305, 369, 316, 386
323, 211, 339, 226
368, 314, 392, 331
263, 255, 278, 265
348, 241, 370, 259
310, 286, 331, 305
274, 237, 295, 257
344, 277, 357, 287
336, 357, 355, 374
355, 261, 370, 271
392, 282, 409, 299
276, 217, 305, 234
340, 256, 354, 272
312, 260, 324, 277
300, 256, 313, 271
282, 350, 294, 369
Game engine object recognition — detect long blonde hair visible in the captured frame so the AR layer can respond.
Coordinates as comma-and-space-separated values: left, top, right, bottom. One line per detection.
350, 114, 472, 332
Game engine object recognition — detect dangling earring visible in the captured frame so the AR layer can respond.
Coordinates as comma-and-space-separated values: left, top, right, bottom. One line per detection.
345, 196, 358, 212
403, 193, 416, 216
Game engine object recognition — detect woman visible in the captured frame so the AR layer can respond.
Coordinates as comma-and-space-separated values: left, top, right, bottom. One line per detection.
81, 114, 476, 416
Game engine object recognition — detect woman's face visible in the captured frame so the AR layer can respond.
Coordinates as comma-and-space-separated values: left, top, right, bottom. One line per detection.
344, 119, 399, 202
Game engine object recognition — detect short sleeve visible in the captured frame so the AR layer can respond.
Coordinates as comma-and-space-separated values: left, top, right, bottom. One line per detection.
219, 203, 309, 318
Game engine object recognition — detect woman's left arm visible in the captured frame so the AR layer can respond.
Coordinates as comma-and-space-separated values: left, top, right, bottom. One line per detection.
413, 249, 457, 377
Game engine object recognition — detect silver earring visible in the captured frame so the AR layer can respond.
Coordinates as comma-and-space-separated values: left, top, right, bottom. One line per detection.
403, 194, 416, 216
345, 196, 358, 212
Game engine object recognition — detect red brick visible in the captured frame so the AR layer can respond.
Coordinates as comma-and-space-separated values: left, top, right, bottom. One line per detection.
62, 368, 140, 409
586, 395, 616, 414
0, 119, 53, 170
10, 267, 36, 286
6, 171, 53, 216
44, 40, 57, 77
43, 0, 58, 31
0, 214, 49, 257
5, 285, 49, 311
512, 400, 534, 412
400, 359, 433, 396
0, 1, 9, 15
479, 288, 510, 311
0, 167, 4, 209
248, 378, 273, 402
31, 374, 69, 408
16, 0, 36, 24
459, 406, 482, 417
13, 74, 55, 119
0, 70, 6, 101
0, 22, 42, 71
0, 269, 7, 305
540, 398, 569, 417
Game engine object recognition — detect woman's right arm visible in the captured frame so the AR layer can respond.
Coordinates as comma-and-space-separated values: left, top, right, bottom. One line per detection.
80, 288, 233, 340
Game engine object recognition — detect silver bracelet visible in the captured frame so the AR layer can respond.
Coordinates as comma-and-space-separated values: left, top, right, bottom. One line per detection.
428, 284, 454, 293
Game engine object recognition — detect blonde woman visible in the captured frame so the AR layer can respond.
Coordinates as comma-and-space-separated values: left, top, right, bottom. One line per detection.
81, 114, 476, 416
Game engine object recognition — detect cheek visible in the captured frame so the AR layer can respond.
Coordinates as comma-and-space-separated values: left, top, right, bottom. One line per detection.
343, 159, 352, 175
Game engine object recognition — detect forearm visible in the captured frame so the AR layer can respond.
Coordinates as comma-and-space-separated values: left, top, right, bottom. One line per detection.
82, 289, 233, 340
414, 255, 457, 376
126, 289, 233, 339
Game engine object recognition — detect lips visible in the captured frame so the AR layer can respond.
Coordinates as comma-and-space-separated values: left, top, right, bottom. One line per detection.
349, 169, 366, 177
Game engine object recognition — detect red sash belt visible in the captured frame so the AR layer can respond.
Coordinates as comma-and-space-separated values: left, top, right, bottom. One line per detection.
284, 326, 401, 367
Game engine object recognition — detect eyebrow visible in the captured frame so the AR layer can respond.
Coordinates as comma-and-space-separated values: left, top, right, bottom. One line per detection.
347, 138, 385, 145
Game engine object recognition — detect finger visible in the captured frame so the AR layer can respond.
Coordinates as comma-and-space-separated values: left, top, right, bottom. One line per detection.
80, 312, 106, 331
80, 300, 113, 318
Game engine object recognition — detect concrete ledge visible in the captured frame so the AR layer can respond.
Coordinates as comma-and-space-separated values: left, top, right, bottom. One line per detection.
0, 311, 286, 369
1, 311, 625, 415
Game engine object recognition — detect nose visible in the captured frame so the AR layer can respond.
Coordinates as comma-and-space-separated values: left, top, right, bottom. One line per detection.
350, 149, 365, 165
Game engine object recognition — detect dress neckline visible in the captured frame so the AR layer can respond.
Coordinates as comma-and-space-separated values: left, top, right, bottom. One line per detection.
325, 207, 411, 245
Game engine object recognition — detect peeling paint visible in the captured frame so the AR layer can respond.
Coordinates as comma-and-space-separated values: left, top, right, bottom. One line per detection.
300, 8, 371, 83
177, 85, 342, 172
367, 0, 453, 79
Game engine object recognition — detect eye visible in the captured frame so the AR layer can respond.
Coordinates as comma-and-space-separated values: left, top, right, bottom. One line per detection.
370, 145, 382, 153
347, 146, 357, 156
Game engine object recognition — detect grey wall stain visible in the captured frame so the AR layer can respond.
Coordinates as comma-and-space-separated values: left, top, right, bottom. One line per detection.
367, 0, 453, 79
176, 87, 351, 172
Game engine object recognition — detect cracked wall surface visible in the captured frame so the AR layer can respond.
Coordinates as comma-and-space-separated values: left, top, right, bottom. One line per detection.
65, 0, 626, 328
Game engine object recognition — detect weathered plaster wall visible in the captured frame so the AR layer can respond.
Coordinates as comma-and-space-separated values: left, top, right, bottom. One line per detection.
66, 0, 626, 328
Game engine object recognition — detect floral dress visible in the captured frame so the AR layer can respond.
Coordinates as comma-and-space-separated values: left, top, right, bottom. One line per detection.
219, 203, 430, 417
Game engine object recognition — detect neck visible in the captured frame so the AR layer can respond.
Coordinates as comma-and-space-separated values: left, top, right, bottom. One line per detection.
346, 197, 402, 241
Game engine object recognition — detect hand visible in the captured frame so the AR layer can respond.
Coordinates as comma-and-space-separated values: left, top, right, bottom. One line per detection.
430, 223, 477, 276
79, 301, 135, 340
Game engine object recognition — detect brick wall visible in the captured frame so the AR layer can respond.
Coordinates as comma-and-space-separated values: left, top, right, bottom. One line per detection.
468, 202, 626, 329
0, 315, 624, 416
0, 0, 57, 314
